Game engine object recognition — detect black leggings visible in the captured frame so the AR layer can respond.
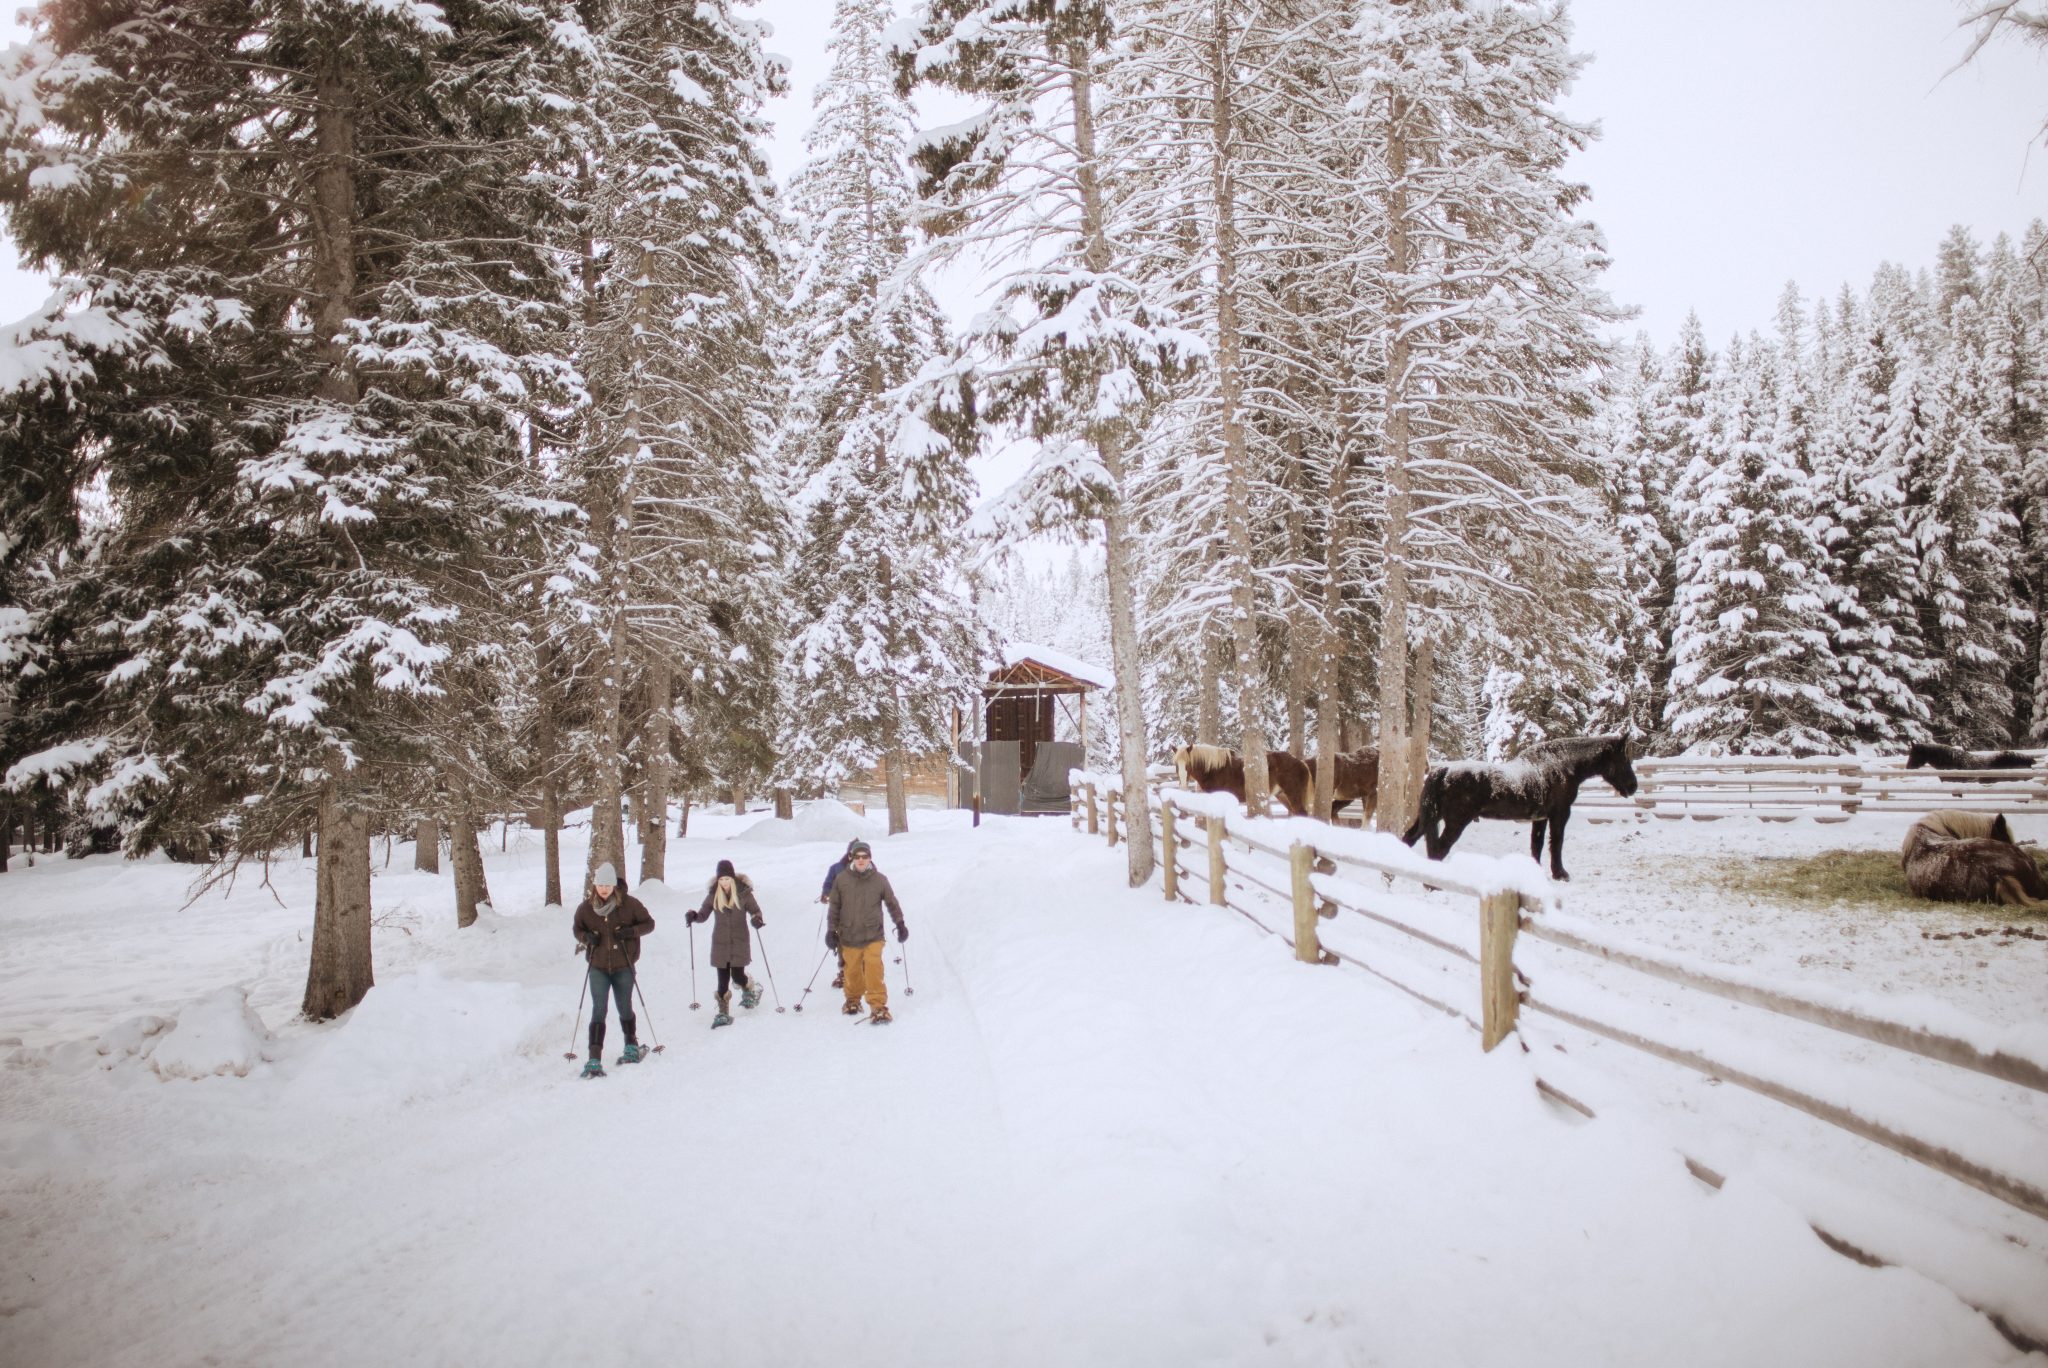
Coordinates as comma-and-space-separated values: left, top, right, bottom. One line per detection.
716, 966, 751, 995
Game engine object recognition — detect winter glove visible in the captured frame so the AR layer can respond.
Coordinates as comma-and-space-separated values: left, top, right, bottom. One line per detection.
687, 911, 707, 925
896, 924, 909, 944
750, 915, 765, 930
824, 931, 840, 951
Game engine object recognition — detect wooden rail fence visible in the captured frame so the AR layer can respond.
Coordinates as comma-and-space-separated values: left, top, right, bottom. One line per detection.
1068, 775, 2048, 1300
1574, 753, 2048, 822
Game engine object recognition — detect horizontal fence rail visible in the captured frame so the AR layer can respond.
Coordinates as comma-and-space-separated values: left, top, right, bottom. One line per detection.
1574, 753, 2048, 821
1066, 775, 2048, 1240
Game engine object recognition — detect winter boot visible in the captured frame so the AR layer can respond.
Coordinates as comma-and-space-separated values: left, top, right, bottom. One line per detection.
869, 1006, 893, 1025
712, 992, 733, 1029
582, 1021, 607, 1078
841, 999, 864, 1016
831, 969, 844, 989
618, 1017, 644, 1065
581, 1057, 606, 1079
740, 978, 762, 1011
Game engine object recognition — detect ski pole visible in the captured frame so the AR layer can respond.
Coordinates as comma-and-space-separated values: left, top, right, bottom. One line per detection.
688, 920, 701, 1010
633, 977, 665, 1054
563, 968, 589, 1060
755, 927, 786, 1013
900, 933, 914, 997
794, 945, 833, 1013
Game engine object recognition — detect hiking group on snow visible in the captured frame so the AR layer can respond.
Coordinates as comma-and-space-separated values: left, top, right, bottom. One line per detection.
570, 840, 908, 1078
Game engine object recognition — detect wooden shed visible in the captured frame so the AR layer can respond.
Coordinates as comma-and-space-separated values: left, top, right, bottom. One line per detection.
955, 643, 1112, 814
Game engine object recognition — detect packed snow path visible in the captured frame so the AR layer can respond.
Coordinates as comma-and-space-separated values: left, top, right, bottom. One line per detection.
0, 812, 2032, 1366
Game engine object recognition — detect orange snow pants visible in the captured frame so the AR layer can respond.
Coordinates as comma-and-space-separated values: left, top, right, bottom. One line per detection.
840, 940, 887, 1012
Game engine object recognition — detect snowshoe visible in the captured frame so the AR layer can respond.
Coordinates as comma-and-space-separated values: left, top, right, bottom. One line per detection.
841, 1000, 864, 1016
617, 1042, 645, 1065
580, 1058, 606, 1079
740, 982, 763, 1010
711, 1009, 733, 1028
869, 1007, 893, 1025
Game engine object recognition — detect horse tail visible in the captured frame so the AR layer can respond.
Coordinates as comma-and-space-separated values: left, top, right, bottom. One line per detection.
1401, 769, 1442, 847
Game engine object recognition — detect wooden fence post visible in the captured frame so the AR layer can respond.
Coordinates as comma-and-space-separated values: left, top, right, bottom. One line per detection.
1086, 783, 1100, 836
1161, 803, 1179, 902
1290, 842, 1318, 964
1480, 889, 1521, 1051
1106, 788, 1120, 847
1208, 814, 1226, 906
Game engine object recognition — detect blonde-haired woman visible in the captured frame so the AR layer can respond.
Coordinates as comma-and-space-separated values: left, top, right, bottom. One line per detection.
687, 859, 766, 1028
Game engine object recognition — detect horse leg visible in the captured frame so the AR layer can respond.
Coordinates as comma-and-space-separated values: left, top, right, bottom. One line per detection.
1529, 821, 1546, 864
1548, 808, 1572, 882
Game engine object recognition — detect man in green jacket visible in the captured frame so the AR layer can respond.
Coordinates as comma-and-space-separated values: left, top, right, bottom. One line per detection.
825, 841, 908, 1023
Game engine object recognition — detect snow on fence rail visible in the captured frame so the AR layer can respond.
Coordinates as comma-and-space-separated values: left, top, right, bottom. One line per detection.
1575, 753, 2048, 822
1066, 776, 2048, 1229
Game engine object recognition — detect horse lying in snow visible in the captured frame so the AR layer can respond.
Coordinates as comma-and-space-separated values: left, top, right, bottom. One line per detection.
1172, 744, 1316, 818
1400, 735, 1639, 882
1901, 811, 2048, 908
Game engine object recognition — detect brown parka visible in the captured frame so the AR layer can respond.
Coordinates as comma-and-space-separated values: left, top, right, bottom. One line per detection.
690, 874, 763, 969
828, 865, 906, 948
573, 879, 655, 973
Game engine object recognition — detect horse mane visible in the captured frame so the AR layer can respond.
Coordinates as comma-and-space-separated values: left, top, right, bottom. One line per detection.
1188, 743, 1234, 769
1519, 734, 1624, 765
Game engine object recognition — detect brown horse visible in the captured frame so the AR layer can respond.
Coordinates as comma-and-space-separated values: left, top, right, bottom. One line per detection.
1316, 747, 1380, 827
1173, 744, 1316, 818
1901, 811, 2048, 907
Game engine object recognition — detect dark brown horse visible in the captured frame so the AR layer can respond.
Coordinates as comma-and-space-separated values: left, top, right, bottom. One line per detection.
1317, 747, 1380, 827
1905, 743, 2035, 777
1173, 744, 1316, 818
1400, 735, 1638, 882
1901, 811, 2048, 907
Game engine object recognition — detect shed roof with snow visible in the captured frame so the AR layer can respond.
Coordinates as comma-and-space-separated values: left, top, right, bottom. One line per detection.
987, 641, 1113, 694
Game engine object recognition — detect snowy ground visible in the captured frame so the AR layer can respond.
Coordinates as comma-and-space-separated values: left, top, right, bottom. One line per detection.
0, 805, 2042, 1366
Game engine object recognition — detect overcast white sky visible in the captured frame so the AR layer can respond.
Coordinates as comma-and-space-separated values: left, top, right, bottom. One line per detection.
0, 0, 2040, 351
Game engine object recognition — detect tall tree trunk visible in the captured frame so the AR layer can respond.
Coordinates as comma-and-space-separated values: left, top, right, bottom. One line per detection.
883, 746, 909, 836
535, 638, 562, 907
639, 658, 671, 882
1315, 438, 1351, 821
1375, 102, 1416, 834
301, 54, 377, 1019
677, 792, 691, 838
1071, 42, 1154, 885
732, 781, 746, 816
1407, 630, 1434, 817
450, 788, 491, 928
414, 816, 438, 872
774, 788, 793, 820
1198, 629, 1223, 745
304, 766, 373, 1019
1207, 0, 1267, 814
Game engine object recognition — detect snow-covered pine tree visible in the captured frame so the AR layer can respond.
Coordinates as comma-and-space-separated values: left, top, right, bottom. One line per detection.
0, 0, 589, 1014
893, 0, 1203, 881
1591, 337, 1675, 739
1914, 290, 2030, 744
1665, 338, 1851, 754
778, 0, 984, 836
1981, 227, 2048, 740
563, 0, 788, 877
1336, 0, 1617, 821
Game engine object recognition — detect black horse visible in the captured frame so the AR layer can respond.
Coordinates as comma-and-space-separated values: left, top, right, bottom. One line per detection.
1400, 735, 1638, 882
1904, 742, 2034, 775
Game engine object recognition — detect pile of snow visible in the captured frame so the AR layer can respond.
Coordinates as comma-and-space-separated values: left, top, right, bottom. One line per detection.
735, 798, 880, 847
284, 965, 548, 1105
140, 987, 272, 1080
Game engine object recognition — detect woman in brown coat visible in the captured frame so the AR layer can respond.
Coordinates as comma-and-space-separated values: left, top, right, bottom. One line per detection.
688, 859, 766, 1028
571, 861, 656, 1077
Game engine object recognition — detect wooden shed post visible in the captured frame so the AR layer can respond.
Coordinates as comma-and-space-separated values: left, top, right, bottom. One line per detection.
1161, 803, 1178, 902
1290, 841, 1319, 964
1479, 889, 1521, 1051
1207, 814, 1226, 906
1086, 783, 1099, 836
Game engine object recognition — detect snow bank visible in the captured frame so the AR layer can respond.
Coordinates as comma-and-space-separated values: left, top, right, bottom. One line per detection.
735, 798, 880, 847
284, 965, 546, 1104
147, 987, 272, 1080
